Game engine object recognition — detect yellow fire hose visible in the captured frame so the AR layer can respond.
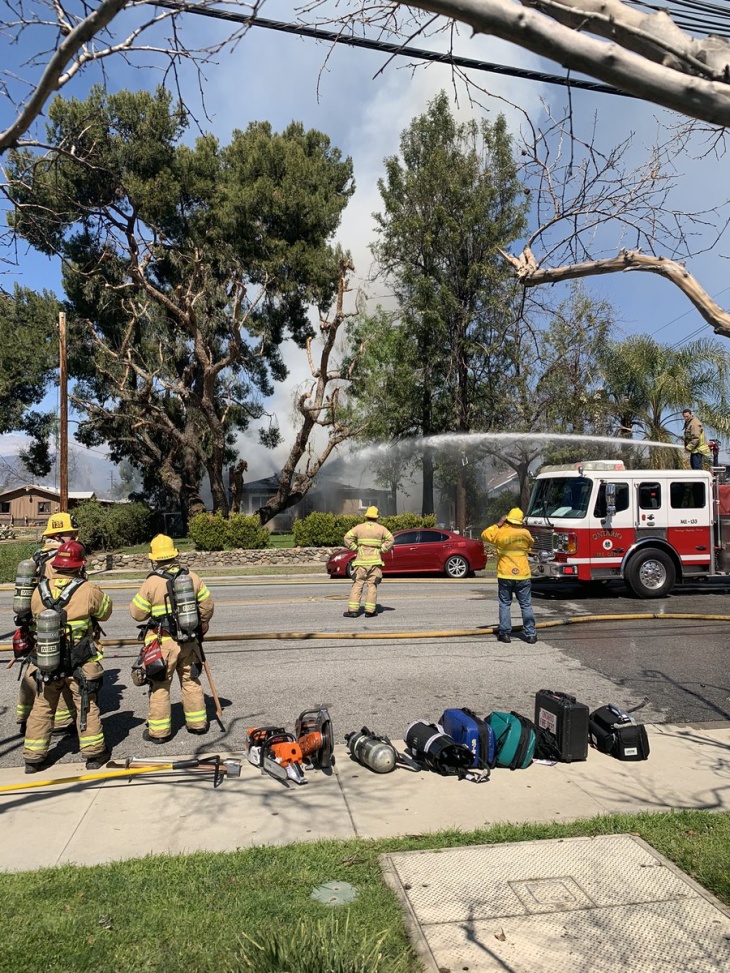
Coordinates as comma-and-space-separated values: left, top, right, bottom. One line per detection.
2, 613, 730, 653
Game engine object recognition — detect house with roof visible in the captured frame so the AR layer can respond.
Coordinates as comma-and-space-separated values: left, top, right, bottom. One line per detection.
0, 484, 98, 527
239, 475, 392, 531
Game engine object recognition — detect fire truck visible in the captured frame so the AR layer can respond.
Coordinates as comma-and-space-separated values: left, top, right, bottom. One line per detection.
525, 459, 730, 598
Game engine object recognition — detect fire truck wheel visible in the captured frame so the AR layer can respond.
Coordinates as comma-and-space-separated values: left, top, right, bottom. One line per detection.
625, 548, 676, 599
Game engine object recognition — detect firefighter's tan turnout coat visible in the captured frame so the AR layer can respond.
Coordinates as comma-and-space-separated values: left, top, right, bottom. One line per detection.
23, 574, 112, 764
344, 521, 394, 615
130, 566, 215, 740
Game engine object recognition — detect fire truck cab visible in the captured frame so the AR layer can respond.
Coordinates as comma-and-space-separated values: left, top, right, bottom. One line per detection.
525, 460, 730, 598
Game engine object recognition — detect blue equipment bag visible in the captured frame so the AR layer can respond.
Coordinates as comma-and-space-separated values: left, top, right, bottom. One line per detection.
440, 708, 496, 770
487, 711, 537, 770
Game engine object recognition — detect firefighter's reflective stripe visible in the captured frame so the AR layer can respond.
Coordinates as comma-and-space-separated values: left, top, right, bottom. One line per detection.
197, 583, 211, 604
54, 705, 74, 724
24, 735, 51, 753
184, 708, 206, 726
16, 701, 32, 720
132, 592, 152, 614
79, 730, 104, 749
148, 716, 171, 734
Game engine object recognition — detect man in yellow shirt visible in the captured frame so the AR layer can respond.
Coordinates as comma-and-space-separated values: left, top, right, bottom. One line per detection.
482, 507, 537, 645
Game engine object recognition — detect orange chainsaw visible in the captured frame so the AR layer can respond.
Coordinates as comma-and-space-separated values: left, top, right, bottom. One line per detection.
246, 726, 307, 786
247, 706, 334, 786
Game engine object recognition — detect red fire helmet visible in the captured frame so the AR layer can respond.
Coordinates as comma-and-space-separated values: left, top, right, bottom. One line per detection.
52, 540, 86, 570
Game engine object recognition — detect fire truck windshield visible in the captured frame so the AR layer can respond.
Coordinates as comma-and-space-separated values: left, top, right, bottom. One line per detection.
527, 477, 594, 520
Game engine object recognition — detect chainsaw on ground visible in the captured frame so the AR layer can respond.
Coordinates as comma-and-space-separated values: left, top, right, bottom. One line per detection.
247, 705, 334, 786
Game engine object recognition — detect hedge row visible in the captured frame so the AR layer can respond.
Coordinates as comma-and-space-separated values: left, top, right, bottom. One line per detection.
292, 512, 436, 547
188, 513, 271, 551
74, 501, 154, 552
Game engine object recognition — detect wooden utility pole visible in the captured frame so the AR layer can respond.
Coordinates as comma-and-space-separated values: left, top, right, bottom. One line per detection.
59, 310, 68, 512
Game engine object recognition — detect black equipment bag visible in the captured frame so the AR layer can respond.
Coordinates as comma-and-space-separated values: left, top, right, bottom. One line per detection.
405, 720, 474, 776
589, 705, 650, 761
535, 689, 589, 763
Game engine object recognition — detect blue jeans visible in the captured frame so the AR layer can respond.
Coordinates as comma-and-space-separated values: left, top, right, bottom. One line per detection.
498, 578, 536, 638
689, 452, 703, 470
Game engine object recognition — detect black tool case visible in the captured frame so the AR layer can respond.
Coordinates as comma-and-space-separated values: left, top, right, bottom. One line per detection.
534, 689, 589, 762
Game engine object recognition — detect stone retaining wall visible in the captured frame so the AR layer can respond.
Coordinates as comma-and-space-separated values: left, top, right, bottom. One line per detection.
108, 547, 339, 571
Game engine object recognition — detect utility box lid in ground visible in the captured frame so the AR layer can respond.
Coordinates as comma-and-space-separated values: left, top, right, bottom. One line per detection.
381, 834, 730, 973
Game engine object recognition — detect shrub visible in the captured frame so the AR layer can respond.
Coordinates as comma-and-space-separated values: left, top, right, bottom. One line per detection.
292, 512, 339, 547
188, 513, 228, 551
0, 541, 37, 584
73, 501, 153, 552
226, 514, 270, 550
292, 511, 439, 547
382, 513, 435, 531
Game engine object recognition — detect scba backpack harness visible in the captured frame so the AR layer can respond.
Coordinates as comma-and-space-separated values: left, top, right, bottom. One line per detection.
133, 568, 201, 686
405, 720, 488, 782
35, 577, 102, 730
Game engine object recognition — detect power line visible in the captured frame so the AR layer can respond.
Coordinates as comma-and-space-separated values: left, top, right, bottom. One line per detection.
151, 0, 637, 98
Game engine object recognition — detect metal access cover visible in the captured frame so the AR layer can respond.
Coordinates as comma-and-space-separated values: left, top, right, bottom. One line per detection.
381, 835, 730, 973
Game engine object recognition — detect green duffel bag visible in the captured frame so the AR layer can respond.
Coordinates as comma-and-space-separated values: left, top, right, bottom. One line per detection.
487, 711, 536, 770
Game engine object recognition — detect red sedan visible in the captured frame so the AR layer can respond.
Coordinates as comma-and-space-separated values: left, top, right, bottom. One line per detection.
326, 528, 487, 579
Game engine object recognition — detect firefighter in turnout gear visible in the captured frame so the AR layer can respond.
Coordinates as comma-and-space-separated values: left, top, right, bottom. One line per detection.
682, 408, 712, 470
130, 535, 215, 743
482, 507, 537, 645
14, 513, 80, 735
343, 507, 394, 618
23, 541, 112, 773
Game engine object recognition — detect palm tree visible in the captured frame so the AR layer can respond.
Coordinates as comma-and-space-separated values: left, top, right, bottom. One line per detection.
597, 335, 730, 468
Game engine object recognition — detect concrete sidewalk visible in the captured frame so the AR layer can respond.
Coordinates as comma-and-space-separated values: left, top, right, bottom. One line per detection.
0, 721, 729, 872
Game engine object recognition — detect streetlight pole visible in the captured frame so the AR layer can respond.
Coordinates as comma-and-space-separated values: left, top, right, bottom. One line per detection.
59, 310, 68, 512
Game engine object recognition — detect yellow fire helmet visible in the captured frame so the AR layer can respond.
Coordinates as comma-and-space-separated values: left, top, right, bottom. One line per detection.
505, 507, 525, 526
43, 512, 76, 537
148, 534, 179, 561
364, 506, 379, 520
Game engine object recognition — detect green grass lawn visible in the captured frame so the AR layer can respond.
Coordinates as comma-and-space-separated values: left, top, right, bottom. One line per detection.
1, 810, 728, 973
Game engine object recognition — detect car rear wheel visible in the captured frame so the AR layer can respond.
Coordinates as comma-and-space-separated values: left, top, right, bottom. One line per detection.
445, 554, 469, 579
345, 560, 355, 580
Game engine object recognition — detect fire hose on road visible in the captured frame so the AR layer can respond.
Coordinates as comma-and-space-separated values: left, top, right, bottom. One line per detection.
4, 613, 730, 652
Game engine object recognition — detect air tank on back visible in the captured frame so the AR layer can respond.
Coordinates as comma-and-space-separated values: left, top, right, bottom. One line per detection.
13, 559, 38, 618
35, 608, 62, 673
173, 571, 199, 638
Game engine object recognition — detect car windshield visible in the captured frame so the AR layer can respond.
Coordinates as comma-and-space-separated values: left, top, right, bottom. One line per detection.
527, 476, 593, 520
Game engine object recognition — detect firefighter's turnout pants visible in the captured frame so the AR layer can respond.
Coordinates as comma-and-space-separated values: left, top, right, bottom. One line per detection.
23, 660, 106, 764
147, 638, 207, 740
348, 565, 383, 615
17, 664, 76, 731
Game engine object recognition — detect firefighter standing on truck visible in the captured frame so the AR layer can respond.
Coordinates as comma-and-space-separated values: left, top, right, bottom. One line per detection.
343, 507, 394, 618
130, 534, 215, 743
683, 408, 712, 470
22, 540, 112, 773
13, 513, 81, 735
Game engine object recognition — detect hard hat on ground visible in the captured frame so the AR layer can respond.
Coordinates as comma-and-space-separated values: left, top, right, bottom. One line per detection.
52, 540, 86, 571
364, 506, 379, 520
505, 507, 525, 526
149, 534, 179, 561
43, 512, 76, 537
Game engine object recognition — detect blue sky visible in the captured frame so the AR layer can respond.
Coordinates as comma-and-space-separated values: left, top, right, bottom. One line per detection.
3, 2, 730, 482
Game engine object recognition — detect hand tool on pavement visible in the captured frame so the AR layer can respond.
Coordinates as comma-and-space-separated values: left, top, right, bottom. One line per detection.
0, 758, 240, 793
108, 755, 243, 787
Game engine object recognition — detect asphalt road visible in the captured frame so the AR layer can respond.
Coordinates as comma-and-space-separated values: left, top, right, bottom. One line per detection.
1, 574, 729, 768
